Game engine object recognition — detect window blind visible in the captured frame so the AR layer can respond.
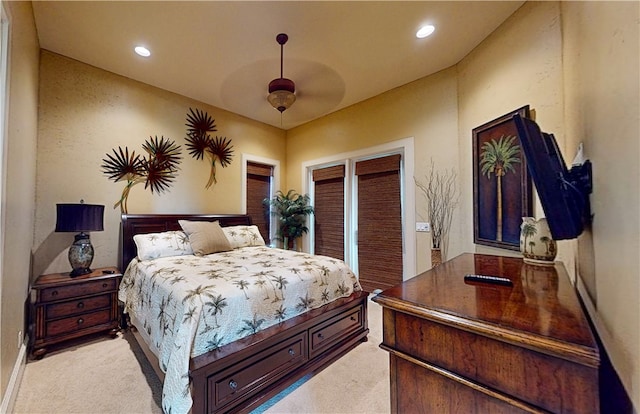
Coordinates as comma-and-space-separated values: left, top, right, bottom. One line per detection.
246, 162, 273, 243
355, 154, 403, 292
312, 165, 345, 260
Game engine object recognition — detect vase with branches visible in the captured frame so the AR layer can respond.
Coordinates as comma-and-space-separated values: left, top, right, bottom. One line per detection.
264, 190, 314, 250
415, 160, 459, 266
101, 136, 182, 214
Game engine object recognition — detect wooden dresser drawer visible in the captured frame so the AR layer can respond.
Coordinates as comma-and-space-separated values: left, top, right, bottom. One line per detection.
46, 309, 112, 337
210, 332, 308, 409
393, 356, 530, 413
393, 312, 598, 413
310, 304, 364, 357
39, 278, 117, 302
46, 294, 111, 319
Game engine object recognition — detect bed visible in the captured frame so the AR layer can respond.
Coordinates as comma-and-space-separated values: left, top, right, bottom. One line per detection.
118, 213, 369, 414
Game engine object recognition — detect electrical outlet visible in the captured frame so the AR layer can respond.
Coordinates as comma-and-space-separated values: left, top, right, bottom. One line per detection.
416, 222, 431, 232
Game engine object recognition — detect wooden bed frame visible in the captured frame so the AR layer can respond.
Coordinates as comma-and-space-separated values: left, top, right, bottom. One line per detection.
120, 213, 369, 413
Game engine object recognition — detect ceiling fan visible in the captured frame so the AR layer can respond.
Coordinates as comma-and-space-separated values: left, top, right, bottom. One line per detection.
220, 32, 346, 129
267, 33, 296, 113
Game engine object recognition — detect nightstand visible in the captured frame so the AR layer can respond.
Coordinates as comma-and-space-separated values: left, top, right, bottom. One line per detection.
30, 266, 122, 359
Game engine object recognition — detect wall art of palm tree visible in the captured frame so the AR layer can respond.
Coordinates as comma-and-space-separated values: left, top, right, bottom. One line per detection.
479, 134, 521, 242
472, 106, 533, 250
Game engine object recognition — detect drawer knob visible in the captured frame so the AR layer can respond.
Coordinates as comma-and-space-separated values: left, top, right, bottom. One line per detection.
77, 302, 85, 309
350, 316, 356, 321
229, 380, 238, 391
77, 318, 84, 325
288, 348, 295, 356
102, 283, 108, 288
51, 290, 58, 297
317, 333, 324, 339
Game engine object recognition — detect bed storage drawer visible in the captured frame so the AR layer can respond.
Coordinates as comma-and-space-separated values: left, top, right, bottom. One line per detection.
210, 332, 308, 408
309, 303, 364, 357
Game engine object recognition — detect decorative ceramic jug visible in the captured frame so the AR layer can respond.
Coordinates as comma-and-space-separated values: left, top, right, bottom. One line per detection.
519, 217, 557, 265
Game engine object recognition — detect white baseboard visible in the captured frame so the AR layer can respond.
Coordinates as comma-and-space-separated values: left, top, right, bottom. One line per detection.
0, 339, 27, 414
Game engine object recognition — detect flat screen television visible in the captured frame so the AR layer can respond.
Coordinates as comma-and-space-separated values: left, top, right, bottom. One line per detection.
513, 114, 592, 240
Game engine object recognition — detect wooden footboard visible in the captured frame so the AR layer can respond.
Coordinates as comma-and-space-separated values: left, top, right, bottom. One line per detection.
190, 290, 369, 414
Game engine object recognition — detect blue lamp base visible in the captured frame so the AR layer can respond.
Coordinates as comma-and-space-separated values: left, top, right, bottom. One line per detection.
68, 232, 94, 277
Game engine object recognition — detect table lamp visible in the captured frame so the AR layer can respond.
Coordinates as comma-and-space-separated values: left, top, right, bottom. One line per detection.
55, 201, 104, 277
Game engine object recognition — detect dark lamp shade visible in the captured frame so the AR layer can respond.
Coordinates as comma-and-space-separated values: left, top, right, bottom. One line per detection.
55, 203, 104, 233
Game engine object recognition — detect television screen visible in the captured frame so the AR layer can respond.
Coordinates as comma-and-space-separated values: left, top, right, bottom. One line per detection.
513, 114, 592, 240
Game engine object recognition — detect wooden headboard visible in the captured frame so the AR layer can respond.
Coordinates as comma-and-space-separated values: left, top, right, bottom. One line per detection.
120, 213, 252, 272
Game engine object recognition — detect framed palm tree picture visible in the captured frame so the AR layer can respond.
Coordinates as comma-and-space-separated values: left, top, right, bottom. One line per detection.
473, 105, 533, 250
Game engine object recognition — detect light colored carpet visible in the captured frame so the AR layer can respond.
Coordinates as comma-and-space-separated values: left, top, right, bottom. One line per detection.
13, 297, 389, 414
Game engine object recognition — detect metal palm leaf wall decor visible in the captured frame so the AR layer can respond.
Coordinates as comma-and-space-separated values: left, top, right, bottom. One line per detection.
184, 108, 234, 189
101, 136, 182, 213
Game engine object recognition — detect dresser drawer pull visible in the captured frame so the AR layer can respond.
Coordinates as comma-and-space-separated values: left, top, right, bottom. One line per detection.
102, 283, 108, 288
77, 318, 84, 325
51, 290, 58, 297
350, 316, 356, 321
317, 333, 324, 339
77, 302, 85, 309
228, 380, 238, 391
288, 348, 295, 356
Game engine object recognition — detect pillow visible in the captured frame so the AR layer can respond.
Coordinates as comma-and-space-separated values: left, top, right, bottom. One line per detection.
222, 225, 266, 249
133, 231, 193, 261
178, 220, 231, 256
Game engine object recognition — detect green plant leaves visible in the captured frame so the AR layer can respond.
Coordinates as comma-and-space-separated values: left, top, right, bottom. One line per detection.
264, 190, 315, 247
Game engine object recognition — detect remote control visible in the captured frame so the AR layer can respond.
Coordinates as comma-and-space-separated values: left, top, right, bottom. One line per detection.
464, 274, 513, 286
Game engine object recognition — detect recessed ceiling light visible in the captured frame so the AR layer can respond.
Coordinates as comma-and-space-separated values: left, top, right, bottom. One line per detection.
416, 25, 435, 39
134, 46, 151, 57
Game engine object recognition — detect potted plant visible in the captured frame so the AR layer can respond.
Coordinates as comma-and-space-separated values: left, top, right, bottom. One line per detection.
264, 190, 314, 250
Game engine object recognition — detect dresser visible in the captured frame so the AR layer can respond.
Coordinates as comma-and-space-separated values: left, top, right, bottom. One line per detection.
372, 253, 599, 414
31, 267, 122, 358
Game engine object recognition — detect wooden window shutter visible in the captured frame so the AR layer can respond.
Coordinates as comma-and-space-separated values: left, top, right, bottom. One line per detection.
355, 154, 403, 292
312, 165, 345, 260
246, 162, 273, 243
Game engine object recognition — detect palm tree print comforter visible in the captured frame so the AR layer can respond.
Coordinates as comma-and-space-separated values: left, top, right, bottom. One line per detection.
118, 245, 362, 414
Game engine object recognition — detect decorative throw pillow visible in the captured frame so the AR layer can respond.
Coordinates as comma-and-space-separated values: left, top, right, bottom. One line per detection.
178, 220, 232, 256
133, 231, 193, 261
222, 225, 266, 249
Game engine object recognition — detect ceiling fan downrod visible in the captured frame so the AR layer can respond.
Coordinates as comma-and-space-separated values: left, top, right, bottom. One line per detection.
268, 33, 296, 113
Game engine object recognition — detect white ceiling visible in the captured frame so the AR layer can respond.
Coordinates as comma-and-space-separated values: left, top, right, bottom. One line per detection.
31, 1, 524, 130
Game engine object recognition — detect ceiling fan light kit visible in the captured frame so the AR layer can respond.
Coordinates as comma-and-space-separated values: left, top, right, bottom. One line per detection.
268, 33, 296, 113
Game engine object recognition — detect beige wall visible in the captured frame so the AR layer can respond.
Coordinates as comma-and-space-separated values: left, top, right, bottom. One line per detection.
562, 1, 640, 407
287, 67, 460, 273
1, 0, 39, 400
33, 52, 286, 277
457, 1, 569, 262
2, 0, 638, 410
288, 0, 639, 409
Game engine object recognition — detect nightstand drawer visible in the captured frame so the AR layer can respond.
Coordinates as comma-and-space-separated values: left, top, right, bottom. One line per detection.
40, 278, 117, 302
46, 309, 112, 337
46, 294, 111, 319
